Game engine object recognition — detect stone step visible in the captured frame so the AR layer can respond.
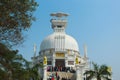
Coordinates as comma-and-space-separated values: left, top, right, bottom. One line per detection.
47, 72, 76, 80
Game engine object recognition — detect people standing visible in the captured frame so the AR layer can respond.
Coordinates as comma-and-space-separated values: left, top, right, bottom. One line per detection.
57, 75, 60, 80
56, 72, 58, 77
51, 76, 54, 80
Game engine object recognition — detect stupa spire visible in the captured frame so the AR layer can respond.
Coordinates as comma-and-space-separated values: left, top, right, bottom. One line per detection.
33, 43, 37, 57
50, 12, 69, 18
84, 44, 87, 58
50, 12, 69, 32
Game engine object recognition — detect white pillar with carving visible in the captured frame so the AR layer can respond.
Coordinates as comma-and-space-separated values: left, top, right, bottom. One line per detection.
79, 64, 85, 80
52, 52, 56, 67
76, 65, 81, 80
65, 52, 68, 67
43, 65, 47, 80
52, 58, 55, 67
43, 56, 47, 80
65, 58, 68, 67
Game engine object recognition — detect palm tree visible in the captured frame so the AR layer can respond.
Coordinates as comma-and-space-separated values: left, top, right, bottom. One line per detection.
84, 63, 112, 80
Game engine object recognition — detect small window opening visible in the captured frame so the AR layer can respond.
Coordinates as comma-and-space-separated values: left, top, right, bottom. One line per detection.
57, 25, 62, 28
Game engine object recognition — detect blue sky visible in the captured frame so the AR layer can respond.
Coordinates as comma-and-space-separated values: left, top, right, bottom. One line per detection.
17, 0, 120, 80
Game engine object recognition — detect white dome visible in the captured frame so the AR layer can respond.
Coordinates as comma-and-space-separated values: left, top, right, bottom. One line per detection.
40, 33, 79, 51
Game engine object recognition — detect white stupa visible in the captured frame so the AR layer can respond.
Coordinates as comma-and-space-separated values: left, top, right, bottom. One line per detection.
32, 12, 89, 80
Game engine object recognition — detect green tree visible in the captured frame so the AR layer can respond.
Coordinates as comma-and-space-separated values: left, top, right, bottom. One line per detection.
84, 63, 112, 80
29, 63, 43, 80
0, 43, 43, 80
0, 43, 27, 80
0, 0, 38, 46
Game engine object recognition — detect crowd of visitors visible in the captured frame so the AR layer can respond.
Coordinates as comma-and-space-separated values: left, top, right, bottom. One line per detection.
47, 66, 75, 80
47, 66, 75, 73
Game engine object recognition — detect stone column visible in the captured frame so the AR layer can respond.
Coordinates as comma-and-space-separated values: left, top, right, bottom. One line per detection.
52, 52, 56, 67
79, 64, 85, 80
43, 65, 47, 80
76, 65, 81, 80
65, 52, 68, 67
52, 58, 55, 67
65, 58, 68, 67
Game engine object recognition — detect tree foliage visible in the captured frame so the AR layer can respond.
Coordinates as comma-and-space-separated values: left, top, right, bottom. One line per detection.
84, 63, 112, 80
0, 0, 38, 46
0, 43, 26, 80
0, 43, 42, 80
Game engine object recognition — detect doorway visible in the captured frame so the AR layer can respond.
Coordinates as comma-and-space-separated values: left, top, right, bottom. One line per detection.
55, 59, 65, 67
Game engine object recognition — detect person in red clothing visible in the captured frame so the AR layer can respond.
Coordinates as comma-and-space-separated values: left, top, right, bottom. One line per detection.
51, 76, 54, 80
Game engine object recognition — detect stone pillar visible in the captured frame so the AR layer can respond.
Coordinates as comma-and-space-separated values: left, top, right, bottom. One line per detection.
65, 52, 68, 67
79, 64, 85, 80
76, 65, 81, 80
43, 65, 47, 80
52, 52, 56, 67
52, 58, 55, 67
65, 59, 68, 67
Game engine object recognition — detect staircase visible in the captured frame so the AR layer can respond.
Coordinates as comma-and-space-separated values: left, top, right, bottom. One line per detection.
47, 72, 76, 80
